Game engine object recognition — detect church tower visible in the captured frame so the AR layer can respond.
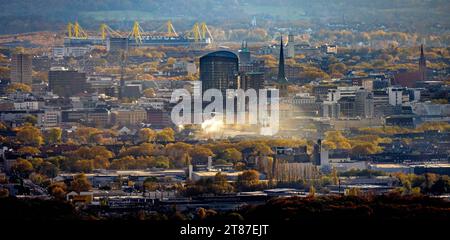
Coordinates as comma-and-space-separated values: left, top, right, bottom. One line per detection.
277, 36, 289, 97
419, 44, 427, 81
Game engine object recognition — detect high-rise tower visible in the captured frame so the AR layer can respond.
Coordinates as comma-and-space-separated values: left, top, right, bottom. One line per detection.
10, 53, 32, 85
200, 51, 239, 96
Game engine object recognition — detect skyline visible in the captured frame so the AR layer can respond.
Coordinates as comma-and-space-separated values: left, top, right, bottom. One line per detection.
0, 0, 449, 236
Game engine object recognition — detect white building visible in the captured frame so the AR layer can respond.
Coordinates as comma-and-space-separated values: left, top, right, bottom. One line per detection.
37, 110, 61, 128
327, 86, 364, 102
388, 87, 403, 106
14, 101, 39, 110
52, 46, 91, 58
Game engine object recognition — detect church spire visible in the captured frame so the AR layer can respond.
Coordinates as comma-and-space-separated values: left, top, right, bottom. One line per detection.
277, 35, 288, 83
277, 35, 288, 97
419, 44, 427, 81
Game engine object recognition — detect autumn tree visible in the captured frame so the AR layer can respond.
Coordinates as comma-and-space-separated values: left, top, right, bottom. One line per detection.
237, 170, 260, 190
38, 161, 59, 178
48, 182, 67, 200
138, 128, 156, 143
323, 131, 351, 149
15, 125, 43, 146
252, 143, 274, 156
73, 160, 94, 173
6, 83, 31, 93
24, 115, 37, 125
142, 88, 156, 98
72, 127, 103, 144
11, 158, 33, 178
45, 128, 62, 144
118, 143, 154, 157
70, 174, 92, 193
189, 145, 214, 164
156, 128, 175, 142
308, 185, 316, 198
143, 177, 159, 191
165, 142, 192, 167
351, 142, 382, 155
17, 146, 41, 156
222, 148, 242, 164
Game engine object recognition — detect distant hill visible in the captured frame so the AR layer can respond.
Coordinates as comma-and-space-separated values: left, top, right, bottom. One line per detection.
0, 0, 449, 34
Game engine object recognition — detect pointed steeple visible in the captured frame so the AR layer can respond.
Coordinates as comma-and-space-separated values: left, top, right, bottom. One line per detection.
419, 44, 427, 81
419, 44, 426, 65
277, 35, 288, 83
277, 35, 288, 98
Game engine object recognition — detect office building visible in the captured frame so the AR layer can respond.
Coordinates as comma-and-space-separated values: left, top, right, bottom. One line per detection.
112, 108, 147, 126
10, 53, 32, 85
355, 89, 374, 118
388, 87, 403, 106
240, 72, 264, 92
200, 51, 239, 95
48, 68, 89, 97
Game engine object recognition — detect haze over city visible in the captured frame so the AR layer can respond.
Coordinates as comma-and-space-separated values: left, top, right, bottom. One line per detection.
0, 0, 449, 237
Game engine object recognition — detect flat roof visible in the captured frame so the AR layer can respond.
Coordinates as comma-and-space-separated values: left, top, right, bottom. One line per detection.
192, 171, 243, 177
370, 164, 411, 168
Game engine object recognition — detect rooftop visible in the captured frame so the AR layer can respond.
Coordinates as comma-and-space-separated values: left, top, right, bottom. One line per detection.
202, 50, 238, 59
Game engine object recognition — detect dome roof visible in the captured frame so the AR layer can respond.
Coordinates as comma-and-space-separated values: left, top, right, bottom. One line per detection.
201, 51, 238, 59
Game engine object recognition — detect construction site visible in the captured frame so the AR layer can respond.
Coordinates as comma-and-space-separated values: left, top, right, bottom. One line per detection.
64, 21, 214, 50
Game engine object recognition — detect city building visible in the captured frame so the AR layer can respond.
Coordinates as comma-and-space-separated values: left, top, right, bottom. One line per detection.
112, 108, 147, 126
392, 45, 428, 88
48, 68, 89, 97
240, 72, 265, 92
322, 101, 340, 119
238, 41, 251, 64
355, 89, 374, 118
10, 53, 32, 85
287, 33, 295, 58
61, 108, 110, 127
200, 51, 239, 96
146, 108, 173, 129
388, 87, 403, 106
